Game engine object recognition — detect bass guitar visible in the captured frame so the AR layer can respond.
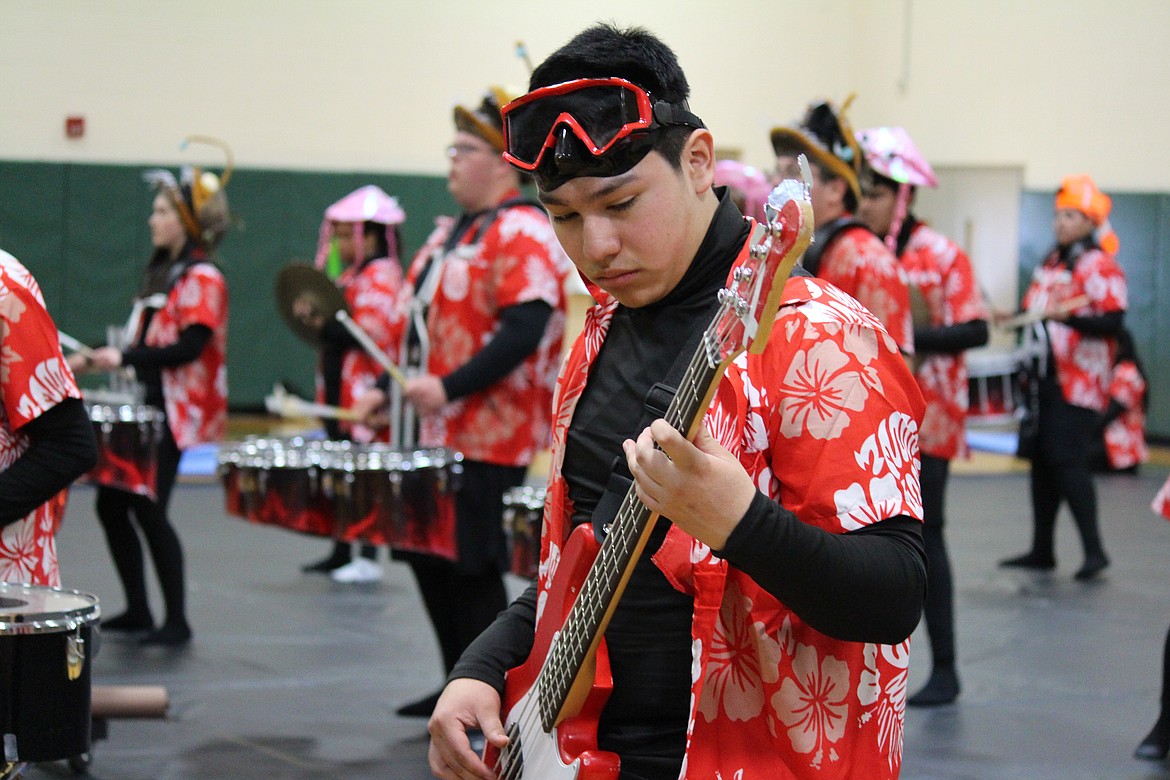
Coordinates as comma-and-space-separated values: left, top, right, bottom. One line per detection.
487, 159, 814, 779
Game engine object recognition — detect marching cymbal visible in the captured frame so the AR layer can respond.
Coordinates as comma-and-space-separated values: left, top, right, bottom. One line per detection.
274, 262, 348, 348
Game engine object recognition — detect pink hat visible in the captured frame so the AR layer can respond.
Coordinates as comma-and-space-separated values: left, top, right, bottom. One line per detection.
324, 185, 405, 225
855, 126, 937, 188
315, 185, 406, 271
714, 160, 772, 223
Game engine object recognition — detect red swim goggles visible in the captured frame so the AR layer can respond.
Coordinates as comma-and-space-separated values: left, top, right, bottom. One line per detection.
501, 78, 705, 186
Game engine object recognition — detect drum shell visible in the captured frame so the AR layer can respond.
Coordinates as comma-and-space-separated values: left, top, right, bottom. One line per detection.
502, 486, 545, 580
966, 348, 1026, 423
0, 585, 99, 764
327, 447, 461, 558
84, 403, 165, 499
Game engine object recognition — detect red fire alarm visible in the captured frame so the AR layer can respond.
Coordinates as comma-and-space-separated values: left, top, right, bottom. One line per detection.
65, 116, 85, 139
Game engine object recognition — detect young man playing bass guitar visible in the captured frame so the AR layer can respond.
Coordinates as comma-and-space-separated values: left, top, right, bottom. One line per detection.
428, 24, 927, 780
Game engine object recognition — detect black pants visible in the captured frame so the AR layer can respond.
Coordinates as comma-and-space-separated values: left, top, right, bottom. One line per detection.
919, 453, 955, 669
95, 423, 188, 627
403, 460, 525, 675
1027, 377, 1105, 561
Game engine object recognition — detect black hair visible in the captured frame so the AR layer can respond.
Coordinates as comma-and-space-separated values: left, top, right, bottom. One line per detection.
362, 220, 394, 261
528, 23, 694, 170
810, 158, 858, 213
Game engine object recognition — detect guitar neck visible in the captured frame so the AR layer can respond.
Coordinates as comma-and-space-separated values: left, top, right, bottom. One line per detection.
535, 324, 725, 729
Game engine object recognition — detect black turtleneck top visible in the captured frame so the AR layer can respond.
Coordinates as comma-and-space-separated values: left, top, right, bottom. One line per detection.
451, 190, 925, 777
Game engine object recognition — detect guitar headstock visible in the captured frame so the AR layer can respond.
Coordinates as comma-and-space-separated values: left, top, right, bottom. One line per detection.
711, 155, 814, 362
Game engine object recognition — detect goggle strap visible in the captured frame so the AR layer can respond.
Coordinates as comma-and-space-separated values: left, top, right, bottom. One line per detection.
652, 101, 706, 130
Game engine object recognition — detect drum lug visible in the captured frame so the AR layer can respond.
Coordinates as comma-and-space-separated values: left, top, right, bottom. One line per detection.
66, 625, 86, 681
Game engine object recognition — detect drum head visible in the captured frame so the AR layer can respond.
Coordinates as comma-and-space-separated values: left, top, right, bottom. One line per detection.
0, 583, 100, 635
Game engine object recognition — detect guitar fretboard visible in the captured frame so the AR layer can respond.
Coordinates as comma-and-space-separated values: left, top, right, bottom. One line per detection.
534, 319, 728, 731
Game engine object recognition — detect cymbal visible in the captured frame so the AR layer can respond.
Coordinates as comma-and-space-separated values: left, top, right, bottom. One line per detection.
274, 262, 348, 347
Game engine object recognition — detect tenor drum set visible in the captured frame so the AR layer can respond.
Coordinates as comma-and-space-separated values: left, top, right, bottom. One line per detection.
217, 437, 463, 560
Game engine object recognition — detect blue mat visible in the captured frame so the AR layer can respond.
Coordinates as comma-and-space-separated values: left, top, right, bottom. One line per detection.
966, 429, 1018, 455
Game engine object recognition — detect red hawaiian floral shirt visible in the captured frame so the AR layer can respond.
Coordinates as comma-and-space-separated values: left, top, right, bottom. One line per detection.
817, 220, 915, 356
0, 250, 83, 586
146, 263, 228, 449
537, 236, 925, 778
1023, 247, 1126, 412
1104, 360, 1147, 470
901, 223, 989, 460
405, 191, 571, 466
333, 257, 404, 443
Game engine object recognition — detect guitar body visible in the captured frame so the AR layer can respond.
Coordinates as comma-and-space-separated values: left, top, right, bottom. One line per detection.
488, 524, 620, 780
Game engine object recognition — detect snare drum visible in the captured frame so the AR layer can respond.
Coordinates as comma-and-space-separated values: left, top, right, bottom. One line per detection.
327, 446, 462, 560
0, 583, 100, 763
966, 348, 1026, 423
502, 485, 545, 580
84, 403, 166, 499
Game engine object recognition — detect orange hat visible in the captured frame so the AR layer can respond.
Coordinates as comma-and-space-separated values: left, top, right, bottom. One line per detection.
1054, 174, 1111, 225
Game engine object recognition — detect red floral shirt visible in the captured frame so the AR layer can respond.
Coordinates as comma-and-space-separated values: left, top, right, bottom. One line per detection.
1022, 246, 1126, 412
1103, 360, 1147, 470
538, 238, 926, 778
0, 250, 82, 586
817, 221, 915, 356
146, 263, 228, 449
333, 257, 404, 443
405, 191, 570, 466
1154, 474, 1170, 522
901, 223, 989, 459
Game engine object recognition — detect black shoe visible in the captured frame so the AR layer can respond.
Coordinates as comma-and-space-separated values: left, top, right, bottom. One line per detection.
907, 667, 960, 707
1135, 723, 1170, 761
301, 553, 351, 574
102, 611, 155, 632
396, 690, 442, 718
1074, 554, 1109, 581
998, 552, 1056, 571
139, 622, 192, 647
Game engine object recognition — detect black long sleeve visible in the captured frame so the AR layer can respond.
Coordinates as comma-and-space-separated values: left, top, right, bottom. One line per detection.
440, 301, 553, 401
449, 581, 538, 693
1064, 310, 1124, 337
914, 319, 989, 355
717, 492, 926, 643
121, 324, 212, 369
0, 398, 98, 526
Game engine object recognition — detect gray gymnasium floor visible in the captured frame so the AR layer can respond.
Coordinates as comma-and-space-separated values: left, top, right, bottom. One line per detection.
20, 453, 1170, 779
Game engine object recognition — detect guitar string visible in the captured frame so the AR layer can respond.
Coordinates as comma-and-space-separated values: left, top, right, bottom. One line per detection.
491, 305, 728, 777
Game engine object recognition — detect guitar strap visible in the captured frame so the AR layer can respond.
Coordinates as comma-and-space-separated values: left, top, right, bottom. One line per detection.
588, 296, 721, 542
587, 263, 813, 541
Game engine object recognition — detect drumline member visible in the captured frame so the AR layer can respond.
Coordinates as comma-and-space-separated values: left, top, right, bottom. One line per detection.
296, 185, 407, 583
771, 98, 916, 357
998, 174, 1125, 581
855, 126, 990, 707
427, 24, 926, 779
352, 86, 570, 717
0, 249, 98, 585
70, 159, 231, 646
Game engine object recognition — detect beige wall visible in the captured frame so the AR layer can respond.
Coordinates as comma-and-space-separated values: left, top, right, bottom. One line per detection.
2, 0, 1167, 191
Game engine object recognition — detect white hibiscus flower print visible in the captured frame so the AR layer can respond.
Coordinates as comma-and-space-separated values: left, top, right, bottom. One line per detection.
773, 643, 850, 766
777, 339, 868, 441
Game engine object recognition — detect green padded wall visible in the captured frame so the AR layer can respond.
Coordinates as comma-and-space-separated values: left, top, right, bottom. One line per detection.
0, 160, 453, 409
1018, 191, 1170, 439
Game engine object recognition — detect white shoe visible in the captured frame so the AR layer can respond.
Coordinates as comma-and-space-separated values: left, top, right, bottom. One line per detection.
330, 557, 382, 584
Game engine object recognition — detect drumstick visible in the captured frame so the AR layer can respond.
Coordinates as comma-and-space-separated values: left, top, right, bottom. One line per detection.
995, 295, 1091, 330
58, 329, 137, 379
334, 311, 407, 386
264, 388, 363, 422
57, 330, 99, 358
